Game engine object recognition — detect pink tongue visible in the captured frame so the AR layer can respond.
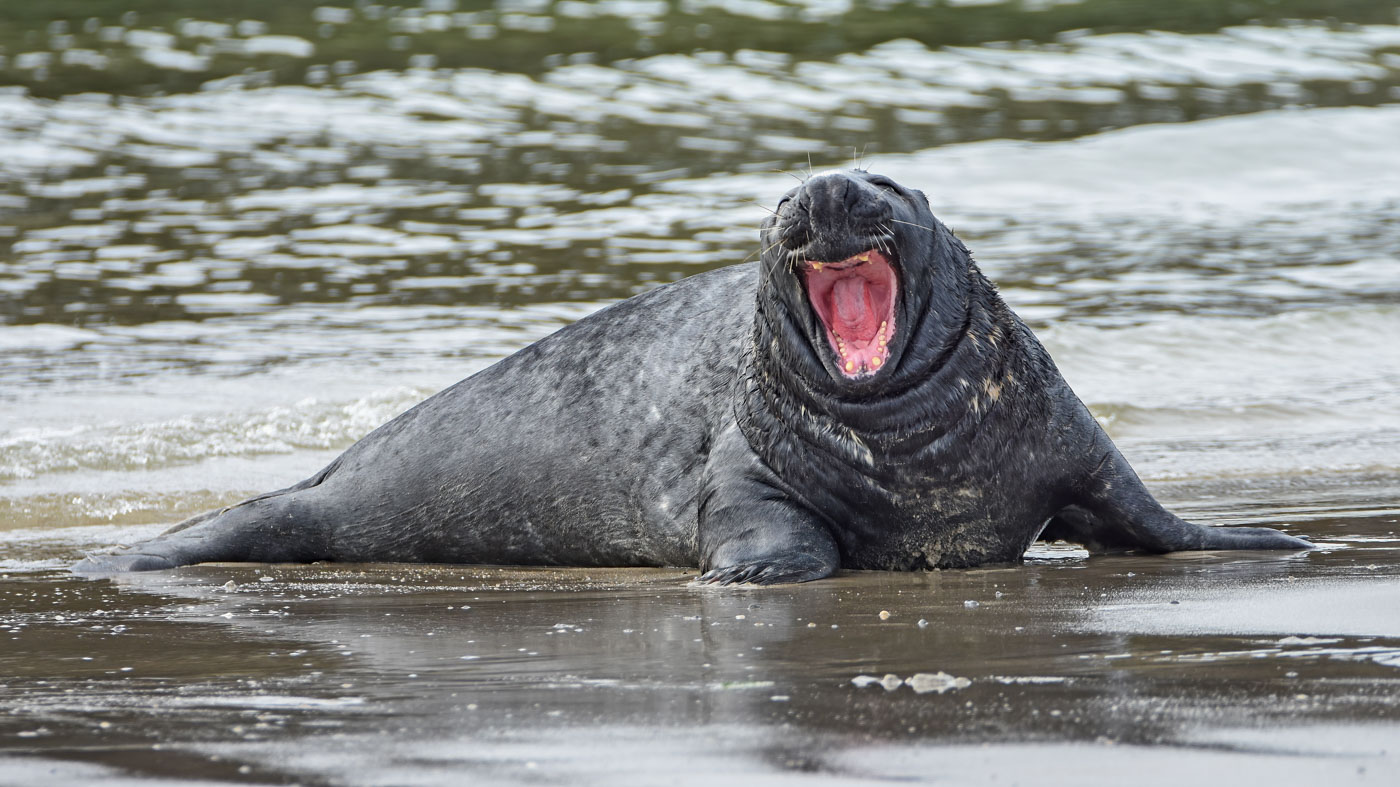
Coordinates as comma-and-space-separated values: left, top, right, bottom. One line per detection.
832, 277, 878, 344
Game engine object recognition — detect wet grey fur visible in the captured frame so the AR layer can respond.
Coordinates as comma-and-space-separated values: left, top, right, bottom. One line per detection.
74, 171, 1309, 583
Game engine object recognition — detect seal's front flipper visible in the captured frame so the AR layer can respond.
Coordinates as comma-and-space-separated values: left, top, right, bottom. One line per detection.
696, 507, 839, 586
1052, 442, 1311, 554
696, 426, 840, 586
73, 490, 328, 574
1039, 505, 1141, 553
696, 478, 839, 585
1185, 524, 1311, 551
697, 551, 836, 586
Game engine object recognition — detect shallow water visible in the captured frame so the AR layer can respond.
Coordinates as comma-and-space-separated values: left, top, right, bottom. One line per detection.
5, 526, 1400, 784
3, 1, 1400, 784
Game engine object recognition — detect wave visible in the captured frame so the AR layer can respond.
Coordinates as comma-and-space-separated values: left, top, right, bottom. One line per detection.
4, 304, 1396, 487
0, 386, 429, 481
1045, 304, 1400, 424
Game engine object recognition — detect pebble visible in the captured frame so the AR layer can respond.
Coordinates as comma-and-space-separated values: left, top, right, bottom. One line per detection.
851, 672, 972, 694
908, 671, 973, 694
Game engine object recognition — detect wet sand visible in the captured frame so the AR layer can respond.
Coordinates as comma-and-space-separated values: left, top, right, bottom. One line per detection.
4, 505, 1398, 785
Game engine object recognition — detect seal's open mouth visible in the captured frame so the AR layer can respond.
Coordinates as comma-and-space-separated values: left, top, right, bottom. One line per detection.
802, 249, 898, 378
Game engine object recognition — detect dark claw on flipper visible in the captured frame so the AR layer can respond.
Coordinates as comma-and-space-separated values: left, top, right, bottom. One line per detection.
697, 564, 763, 586
695, 555, 835, 586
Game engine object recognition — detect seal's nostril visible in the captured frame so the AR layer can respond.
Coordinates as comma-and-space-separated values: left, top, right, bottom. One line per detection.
841, 179, 867, 212
803, 177, 852, 226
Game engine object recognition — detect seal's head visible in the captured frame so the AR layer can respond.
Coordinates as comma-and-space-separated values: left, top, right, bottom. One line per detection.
760, 170, 956, 388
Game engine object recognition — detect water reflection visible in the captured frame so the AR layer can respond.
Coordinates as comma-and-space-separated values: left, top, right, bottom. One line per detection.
3, 514, 1398, 782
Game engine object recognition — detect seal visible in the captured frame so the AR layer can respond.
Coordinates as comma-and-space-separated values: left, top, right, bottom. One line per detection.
74, 170, 1310, 583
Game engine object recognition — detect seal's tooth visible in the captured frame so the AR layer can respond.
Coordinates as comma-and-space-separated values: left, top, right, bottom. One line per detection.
871, 356, 883, 368
858, 253, 870, 262
845, 360, 855, 373
812, 262, 824, 272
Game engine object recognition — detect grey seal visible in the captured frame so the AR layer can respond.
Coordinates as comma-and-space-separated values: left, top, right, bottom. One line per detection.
74, 170, 1309, 583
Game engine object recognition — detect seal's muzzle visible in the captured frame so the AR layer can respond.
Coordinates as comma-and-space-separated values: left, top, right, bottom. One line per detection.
775, 173, 901, 379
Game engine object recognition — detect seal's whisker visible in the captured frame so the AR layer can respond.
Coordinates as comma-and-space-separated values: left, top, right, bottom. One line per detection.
879, 224, 898, 252
747, 200, 779, 216
742, 236, 782, 265
744, 233, 789, 264
890, 218, 935, 232
741, 232, 775, 265
868, 226, 886, 256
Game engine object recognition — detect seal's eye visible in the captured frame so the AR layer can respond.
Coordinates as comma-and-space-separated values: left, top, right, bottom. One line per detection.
866, 176, 898, 192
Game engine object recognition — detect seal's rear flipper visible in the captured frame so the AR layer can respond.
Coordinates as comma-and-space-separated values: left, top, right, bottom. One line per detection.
72, 490, 328, 575
73, 551, 186, 574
